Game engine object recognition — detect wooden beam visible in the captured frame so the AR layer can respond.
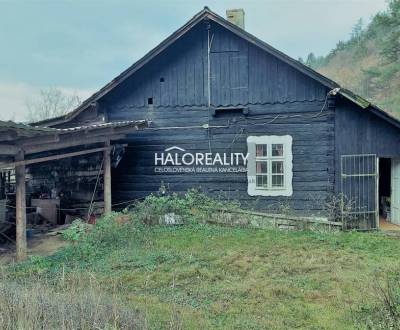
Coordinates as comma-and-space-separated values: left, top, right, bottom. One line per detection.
17, 134, 60, 147
103, 140, 112, 214
15, 150, 27, 261
0, 144, 20, 155
0, 157, 16, 167
0, 146, 123, 169
23, 134, 126, 155
0, 130, 18, 141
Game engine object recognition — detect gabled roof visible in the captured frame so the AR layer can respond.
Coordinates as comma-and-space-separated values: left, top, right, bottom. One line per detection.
33, 7, 400, 130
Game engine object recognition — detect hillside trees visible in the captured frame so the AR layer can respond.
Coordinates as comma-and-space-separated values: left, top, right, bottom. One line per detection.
311, 0, 400, 116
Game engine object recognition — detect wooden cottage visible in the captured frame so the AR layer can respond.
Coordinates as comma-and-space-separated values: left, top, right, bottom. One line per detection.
34, 8, 400, 230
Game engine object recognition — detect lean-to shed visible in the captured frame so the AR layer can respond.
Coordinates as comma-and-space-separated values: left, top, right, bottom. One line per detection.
0, 120, 148, 259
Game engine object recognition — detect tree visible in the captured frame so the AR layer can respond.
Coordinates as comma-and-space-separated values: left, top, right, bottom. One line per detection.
26, 88, 81, 123
305, 52, 316, 67
379, 0, 400, 62
304, 52, 325, 69
336, 40, 346, 51
351, 18, 364, 44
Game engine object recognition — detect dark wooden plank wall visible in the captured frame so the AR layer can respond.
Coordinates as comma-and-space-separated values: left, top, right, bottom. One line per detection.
106, 23, 326, 110
334, 98, 400, 193
64, 21, 335, 215
111, 102, 334, 215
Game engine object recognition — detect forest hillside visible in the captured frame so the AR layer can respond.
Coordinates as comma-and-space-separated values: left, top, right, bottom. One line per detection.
301, 0, 400, 117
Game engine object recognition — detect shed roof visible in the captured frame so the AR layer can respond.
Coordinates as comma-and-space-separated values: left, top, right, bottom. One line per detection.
33, 7, 400, 129
45, 120, 147, 133
0, 119, 148, 156
0, 119, 146, 136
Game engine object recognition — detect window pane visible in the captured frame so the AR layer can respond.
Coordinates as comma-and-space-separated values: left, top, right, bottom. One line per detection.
256, 144, 267, 157
256, 161, 268, 174
256, 175, 268, 188
272, 161, 284, 174
272, 174, 284, 187
272, 144, 283, 157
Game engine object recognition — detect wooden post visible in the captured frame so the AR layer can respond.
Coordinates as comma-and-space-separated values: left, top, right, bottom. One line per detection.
15, 150, 27, 261
104, 141, 112, 214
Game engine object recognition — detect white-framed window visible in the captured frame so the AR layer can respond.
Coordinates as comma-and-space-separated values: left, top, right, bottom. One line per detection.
247, 135, 293, 196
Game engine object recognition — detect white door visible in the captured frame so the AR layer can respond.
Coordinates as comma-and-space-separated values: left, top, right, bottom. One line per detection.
391, 159, 400, 224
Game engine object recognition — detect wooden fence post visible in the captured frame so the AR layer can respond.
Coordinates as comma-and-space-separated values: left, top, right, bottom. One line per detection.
104, 141, 112, 214
15, 150, 27, 261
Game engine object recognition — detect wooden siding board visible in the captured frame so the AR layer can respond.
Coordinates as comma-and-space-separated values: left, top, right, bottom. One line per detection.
109, 103, 332, 122
334, 99, 400, 194
109, 99, 334, 214
106, 23, 326, 111
35, 11, 400, 220
64, 23, 339, 215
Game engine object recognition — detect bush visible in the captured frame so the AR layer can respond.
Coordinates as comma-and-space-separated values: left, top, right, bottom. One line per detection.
11, 212, 147, 276
62, 219, 91, 242
131, 189, 240, 225
57, 212, 147, 266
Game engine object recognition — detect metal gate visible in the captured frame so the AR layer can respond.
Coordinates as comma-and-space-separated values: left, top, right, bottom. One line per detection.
341, 154, 378, 229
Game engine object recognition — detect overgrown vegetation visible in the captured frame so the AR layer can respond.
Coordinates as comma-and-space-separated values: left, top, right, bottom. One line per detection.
354, 271, 400, 329
0, 272, 143, 330
301, 0, 400, 116
2, 192, 400, 329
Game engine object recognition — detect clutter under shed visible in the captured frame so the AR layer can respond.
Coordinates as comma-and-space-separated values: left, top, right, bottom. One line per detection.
0, 119, 148, 260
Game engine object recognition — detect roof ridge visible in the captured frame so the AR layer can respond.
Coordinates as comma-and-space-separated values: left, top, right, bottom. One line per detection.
31, 7, 399, 129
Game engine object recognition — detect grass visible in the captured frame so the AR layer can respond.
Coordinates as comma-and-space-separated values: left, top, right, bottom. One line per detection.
2, 192, 400, 329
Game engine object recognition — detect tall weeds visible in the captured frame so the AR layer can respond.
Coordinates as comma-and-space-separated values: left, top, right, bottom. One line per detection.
0, 271, 144, 330
354, 272, 400, 329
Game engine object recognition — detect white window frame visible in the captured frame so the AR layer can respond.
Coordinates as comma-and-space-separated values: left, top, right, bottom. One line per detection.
247, 135, 293, 197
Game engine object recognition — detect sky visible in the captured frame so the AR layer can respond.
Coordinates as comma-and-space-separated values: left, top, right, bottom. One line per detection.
0, 0, 388, 121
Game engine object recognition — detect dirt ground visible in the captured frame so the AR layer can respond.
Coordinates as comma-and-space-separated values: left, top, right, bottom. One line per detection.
0, 232, 68, 264
380, 217, 400, 231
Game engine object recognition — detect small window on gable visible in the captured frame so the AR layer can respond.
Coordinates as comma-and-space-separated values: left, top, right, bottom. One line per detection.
147, 97, 153, 105
247, 135, 293, 196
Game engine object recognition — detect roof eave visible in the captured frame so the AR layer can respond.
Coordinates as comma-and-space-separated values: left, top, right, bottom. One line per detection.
338, 89, 370, 109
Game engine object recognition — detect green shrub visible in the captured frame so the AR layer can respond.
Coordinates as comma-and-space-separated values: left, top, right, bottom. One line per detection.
131, 189, 240, 225
62, 219, 91, 242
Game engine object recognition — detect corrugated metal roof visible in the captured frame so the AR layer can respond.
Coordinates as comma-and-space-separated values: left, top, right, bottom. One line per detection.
47, 120, 147, 133
0, 120, 148, 157
0, 120, 54, 133
0, 120, 148, 136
